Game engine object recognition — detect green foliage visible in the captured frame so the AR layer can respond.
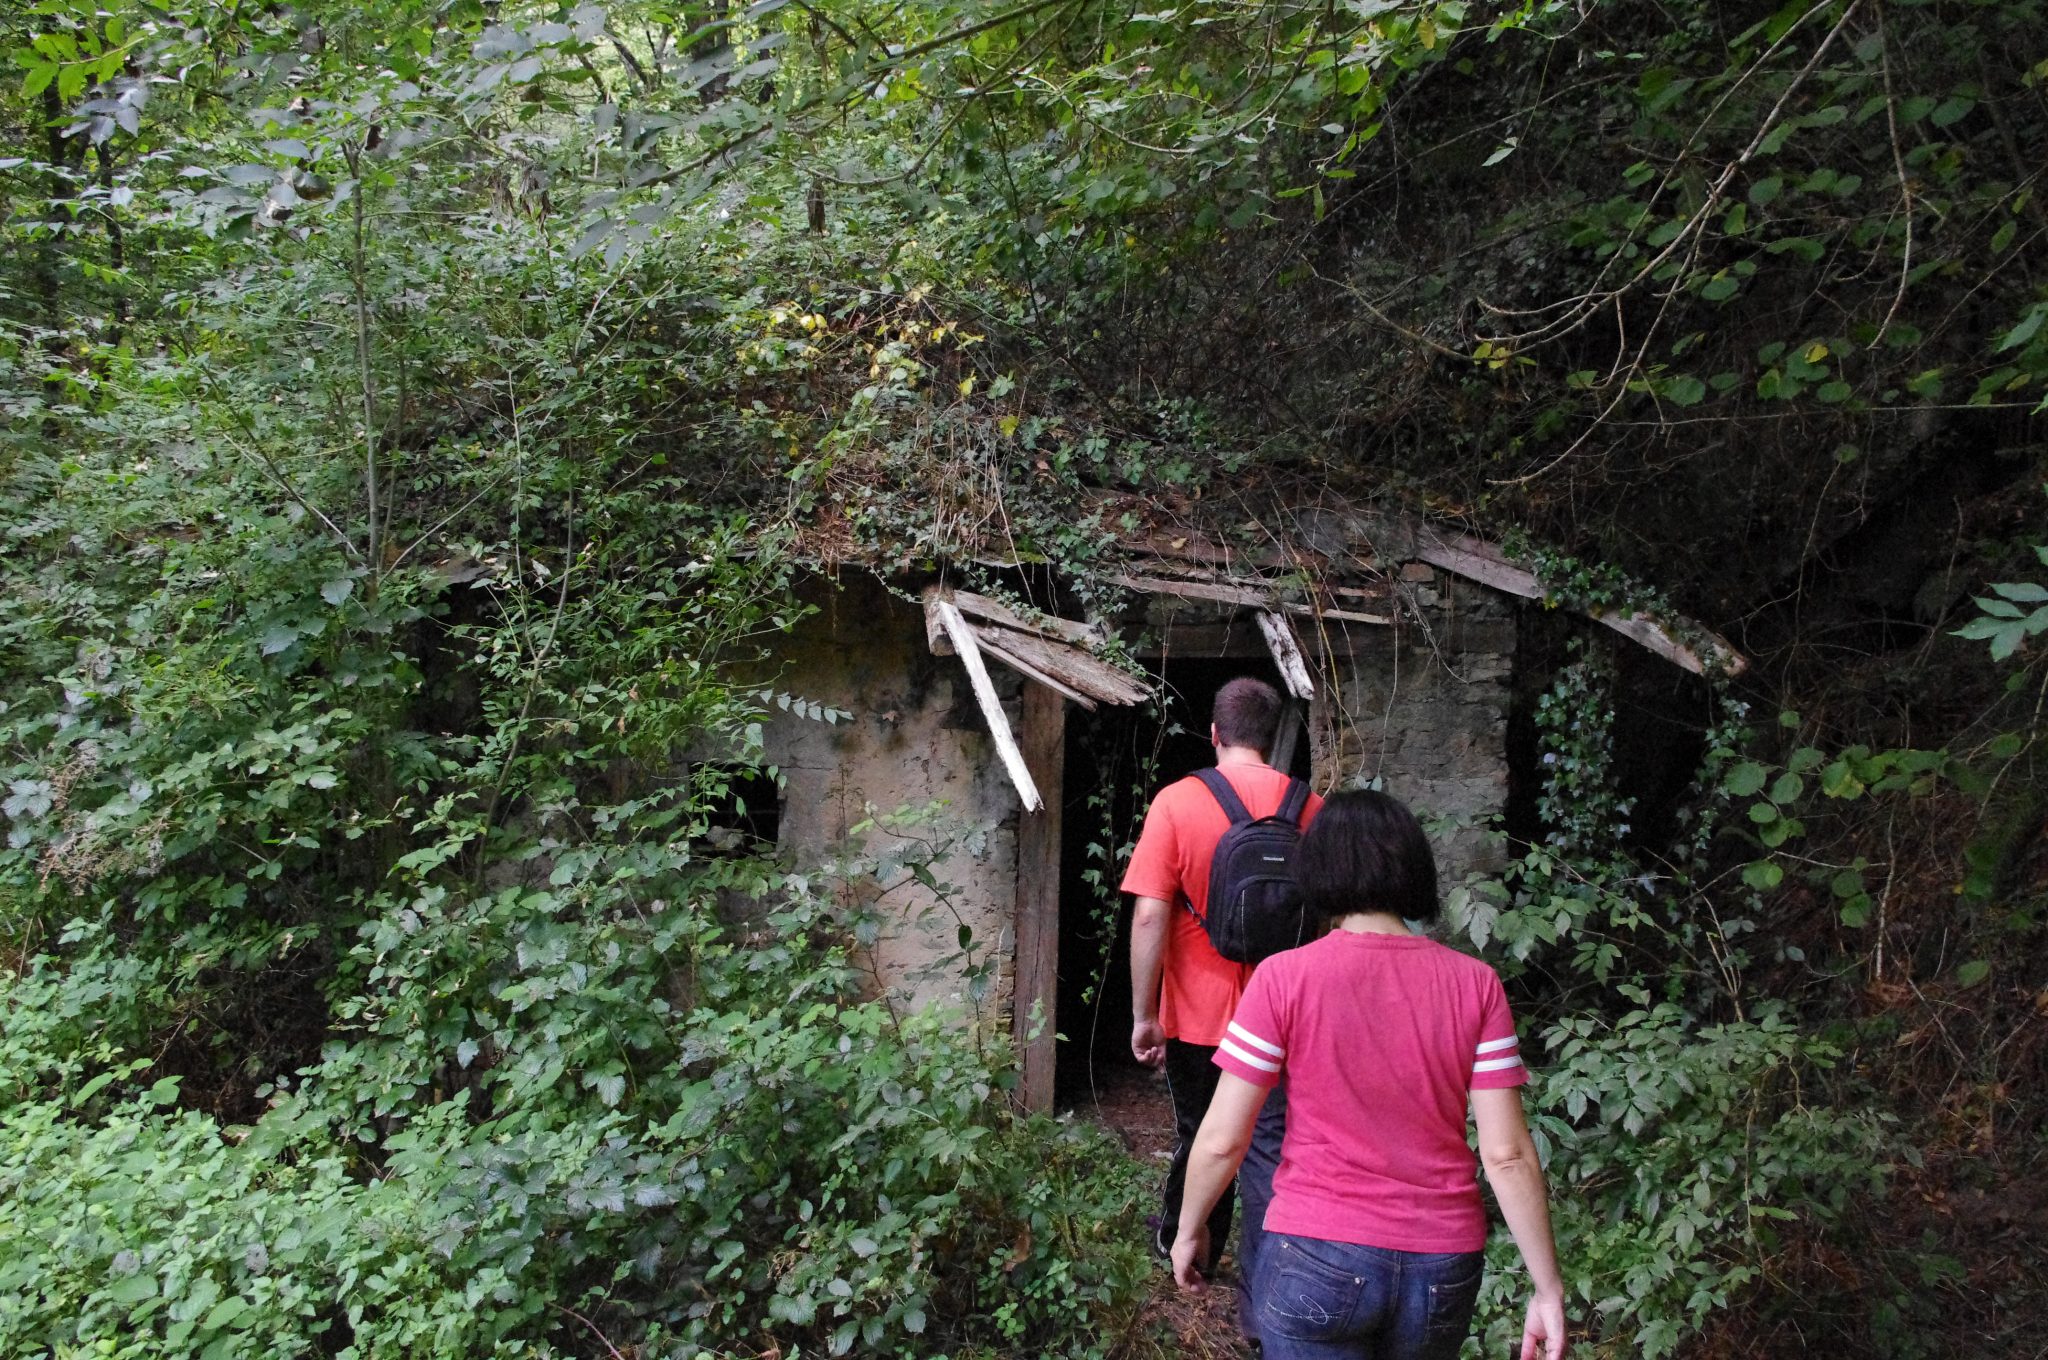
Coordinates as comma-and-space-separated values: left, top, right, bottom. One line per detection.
0, 908, 1153, 1358
4, 0, 2042, 1355
1448, 652, 1890, 1358
0, 15, 1164, 1350
1953, 537, 2048, 663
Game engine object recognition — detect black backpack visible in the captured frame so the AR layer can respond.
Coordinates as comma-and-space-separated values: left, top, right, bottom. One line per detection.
1186, 768, 1314, 965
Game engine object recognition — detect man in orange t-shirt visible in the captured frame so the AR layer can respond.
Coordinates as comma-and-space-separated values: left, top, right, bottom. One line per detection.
1121, 676, 1321, 1317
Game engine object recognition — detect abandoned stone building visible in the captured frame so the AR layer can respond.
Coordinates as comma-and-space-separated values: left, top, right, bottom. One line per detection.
744, 504, 1739, 1111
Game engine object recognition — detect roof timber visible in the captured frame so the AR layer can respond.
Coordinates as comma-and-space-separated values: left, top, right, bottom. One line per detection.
1102, 506, 1745, 679
1409, 529, 1747, 678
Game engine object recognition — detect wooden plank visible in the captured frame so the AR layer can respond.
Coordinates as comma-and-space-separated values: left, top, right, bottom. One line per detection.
971, 625, 1151, 706
1281, 601, 1393, 626
1271, 696, 1302, 774
948, 589, 1104, 648
931, 598, 1043, 812
1013, 682, 1064, 1113
1257, 610, 1316, 700
1409, 535, 1543, 597
924, 588, 955, 655
1411, 532, 1748, 677
1112, 573, 1392, 625
974, 630, 1097, 710
1112, 572, 1273, 608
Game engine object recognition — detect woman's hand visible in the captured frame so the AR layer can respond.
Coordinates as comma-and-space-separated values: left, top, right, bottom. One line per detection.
1520, 1290, 1567, 1360
1170, 1225, 1210, 1292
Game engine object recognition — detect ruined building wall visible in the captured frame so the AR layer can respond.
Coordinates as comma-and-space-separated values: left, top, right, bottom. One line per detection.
1133, 574, 1514, 886
1312, 571, 1514, 883
755, 575, 1020, 1018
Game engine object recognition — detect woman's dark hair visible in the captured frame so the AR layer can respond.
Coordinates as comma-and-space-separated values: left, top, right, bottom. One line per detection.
1294, 789, 1440, 922
1212, 676, 1283, 752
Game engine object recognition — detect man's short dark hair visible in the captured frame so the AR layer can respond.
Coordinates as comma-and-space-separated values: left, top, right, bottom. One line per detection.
1295, 789, 1440, 923
1212, 676, 1284, 752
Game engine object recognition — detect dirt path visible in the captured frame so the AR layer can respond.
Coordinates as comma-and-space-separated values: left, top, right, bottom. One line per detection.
1064, 1060, 1257, 1360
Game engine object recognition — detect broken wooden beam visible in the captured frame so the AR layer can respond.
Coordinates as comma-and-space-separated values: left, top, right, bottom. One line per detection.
972, 626, 1151, 706
1411, 532, 1747, 677
974, 632, 1098, 710
949, 589, 1105, 648
924, 585, 1149, 707
929, 597, 1043, 812
1257, 611, 1316, 700
1112, 573, 1393, 626
923, 585, 1102, 655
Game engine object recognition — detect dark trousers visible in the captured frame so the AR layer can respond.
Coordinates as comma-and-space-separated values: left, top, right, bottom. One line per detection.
1161, 1039, 1288, 1336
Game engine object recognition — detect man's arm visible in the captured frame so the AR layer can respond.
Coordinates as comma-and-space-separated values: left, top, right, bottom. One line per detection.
1129, 895, 1171, 1068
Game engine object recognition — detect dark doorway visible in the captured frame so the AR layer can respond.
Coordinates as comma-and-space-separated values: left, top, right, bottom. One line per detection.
1052, 656, 1309, 1114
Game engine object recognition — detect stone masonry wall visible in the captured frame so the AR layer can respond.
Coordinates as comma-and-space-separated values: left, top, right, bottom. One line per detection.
1311, 570, 1514, 884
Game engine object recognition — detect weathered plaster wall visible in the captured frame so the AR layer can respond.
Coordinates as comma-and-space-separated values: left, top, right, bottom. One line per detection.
755, 567, 1511, 1033
1313, 570, 1513, 882
758, 576, 1020, 1018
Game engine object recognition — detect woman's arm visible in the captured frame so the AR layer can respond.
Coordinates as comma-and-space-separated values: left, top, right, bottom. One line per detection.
1170, 1071, 1268, 1291
1473, 1085, 1568, 1360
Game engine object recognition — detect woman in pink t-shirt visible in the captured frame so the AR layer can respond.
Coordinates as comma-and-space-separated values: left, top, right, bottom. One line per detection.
1170, 790, 1567, 1360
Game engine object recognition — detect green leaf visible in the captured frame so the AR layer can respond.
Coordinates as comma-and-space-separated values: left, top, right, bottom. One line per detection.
1820, 761, 1865, 799
1768, 772, 1804, 804
1724, 761, 1769, 796
1955, 959, 1990, 987
1742, 859, 1783, 891
1664, 375, 1706, 406
1928, 95, 1975, 129
201, 1297, 249, 1332
1749, 176, 1783, 206
1990, 581, 2048, 603
1995, 304, 2046, 353
22, 63, 56, 98
105, 1273, 157, 1306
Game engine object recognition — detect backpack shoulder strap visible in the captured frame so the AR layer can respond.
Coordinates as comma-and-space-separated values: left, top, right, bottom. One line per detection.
1276, 778, 1311, 826
1192, 767, 1253, 825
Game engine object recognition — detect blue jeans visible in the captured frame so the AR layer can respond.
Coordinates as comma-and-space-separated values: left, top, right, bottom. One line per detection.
1255, 1233, 1484, 1360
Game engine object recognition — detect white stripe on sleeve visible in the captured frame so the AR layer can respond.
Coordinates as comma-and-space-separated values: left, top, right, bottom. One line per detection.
1227, 1021, 1285, 1059
1218, 1038, 1282, 1074
1473, 1055, 1525, 1073
1475, 1035, 1519, 1055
